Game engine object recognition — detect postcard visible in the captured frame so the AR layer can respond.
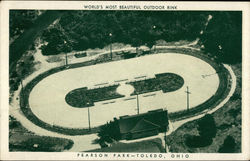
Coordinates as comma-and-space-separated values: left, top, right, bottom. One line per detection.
0, 1, 249, 160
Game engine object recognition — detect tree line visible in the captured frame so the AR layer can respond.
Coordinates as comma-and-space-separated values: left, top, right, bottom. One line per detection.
199, 11, 242, 64
9, 11, 242, 65
40, 11, 208, 55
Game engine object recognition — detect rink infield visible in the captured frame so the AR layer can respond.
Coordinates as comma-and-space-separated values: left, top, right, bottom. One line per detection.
25, 53, 220, 130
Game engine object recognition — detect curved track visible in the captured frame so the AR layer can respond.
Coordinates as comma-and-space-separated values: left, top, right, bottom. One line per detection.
28, 53, 219, 128
9, 50, 237, 152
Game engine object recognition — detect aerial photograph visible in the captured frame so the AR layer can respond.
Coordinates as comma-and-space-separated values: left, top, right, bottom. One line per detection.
9, 10, 242, 153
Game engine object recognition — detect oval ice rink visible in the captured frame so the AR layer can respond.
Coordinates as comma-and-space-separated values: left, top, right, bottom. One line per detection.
29, 53, 219, 128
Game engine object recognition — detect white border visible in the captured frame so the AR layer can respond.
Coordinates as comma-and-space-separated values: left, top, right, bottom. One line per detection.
1, 1, 250, 160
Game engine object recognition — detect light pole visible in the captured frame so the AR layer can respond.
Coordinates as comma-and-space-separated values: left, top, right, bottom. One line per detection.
185, 86, 191, 111
19, 67, 26, 100
65, 53, 68, 66
64, 40, 68, 66
109, 33, 113, 60
19, 77, 24, 101
152, 25, 157, 52
87, 102, 91, 131
163, 107, 168, 152
20, 77, 23, 89
136, 92, 140, 115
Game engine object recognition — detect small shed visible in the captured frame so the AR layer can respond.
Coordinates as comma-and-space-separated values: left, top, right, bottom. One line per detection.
118, 109, 169, 140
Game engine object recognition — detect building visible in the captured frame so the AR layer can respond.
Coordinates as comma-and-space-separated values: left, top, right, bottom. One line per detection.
118, 109, 169, 140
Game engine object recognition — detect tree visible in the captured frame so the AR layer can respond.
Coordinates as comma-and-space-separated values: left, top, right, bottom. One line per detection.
97, 118, 121, 147
185, 114, 217, 148
40, 11, 209, 55
9, 10, 39, 38
199, 12, 242, 64
185, 134, 213, 148
218, 136, 236, 153
197, 114, 217, 139
10, 71, 18, 79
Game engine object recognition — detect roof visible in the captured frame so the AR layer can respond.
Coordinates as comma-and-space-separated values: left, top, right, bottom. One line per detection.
118, 109, 168, 134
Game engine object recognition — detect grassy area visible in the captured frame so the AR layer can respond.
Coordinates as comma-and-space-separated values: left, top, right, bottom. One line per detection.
128, 73, 184, 95
65, 72, 184, 108
88, 138, 164, 152
10, 134, 73, 152
9, 116, 73, 152
166, 63, 241, 153
65, 85, 124, 108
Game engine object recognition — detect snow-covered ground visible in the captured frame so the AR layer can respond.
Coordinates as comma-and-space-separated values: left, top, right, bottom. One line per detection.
28, 53, 219, 129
